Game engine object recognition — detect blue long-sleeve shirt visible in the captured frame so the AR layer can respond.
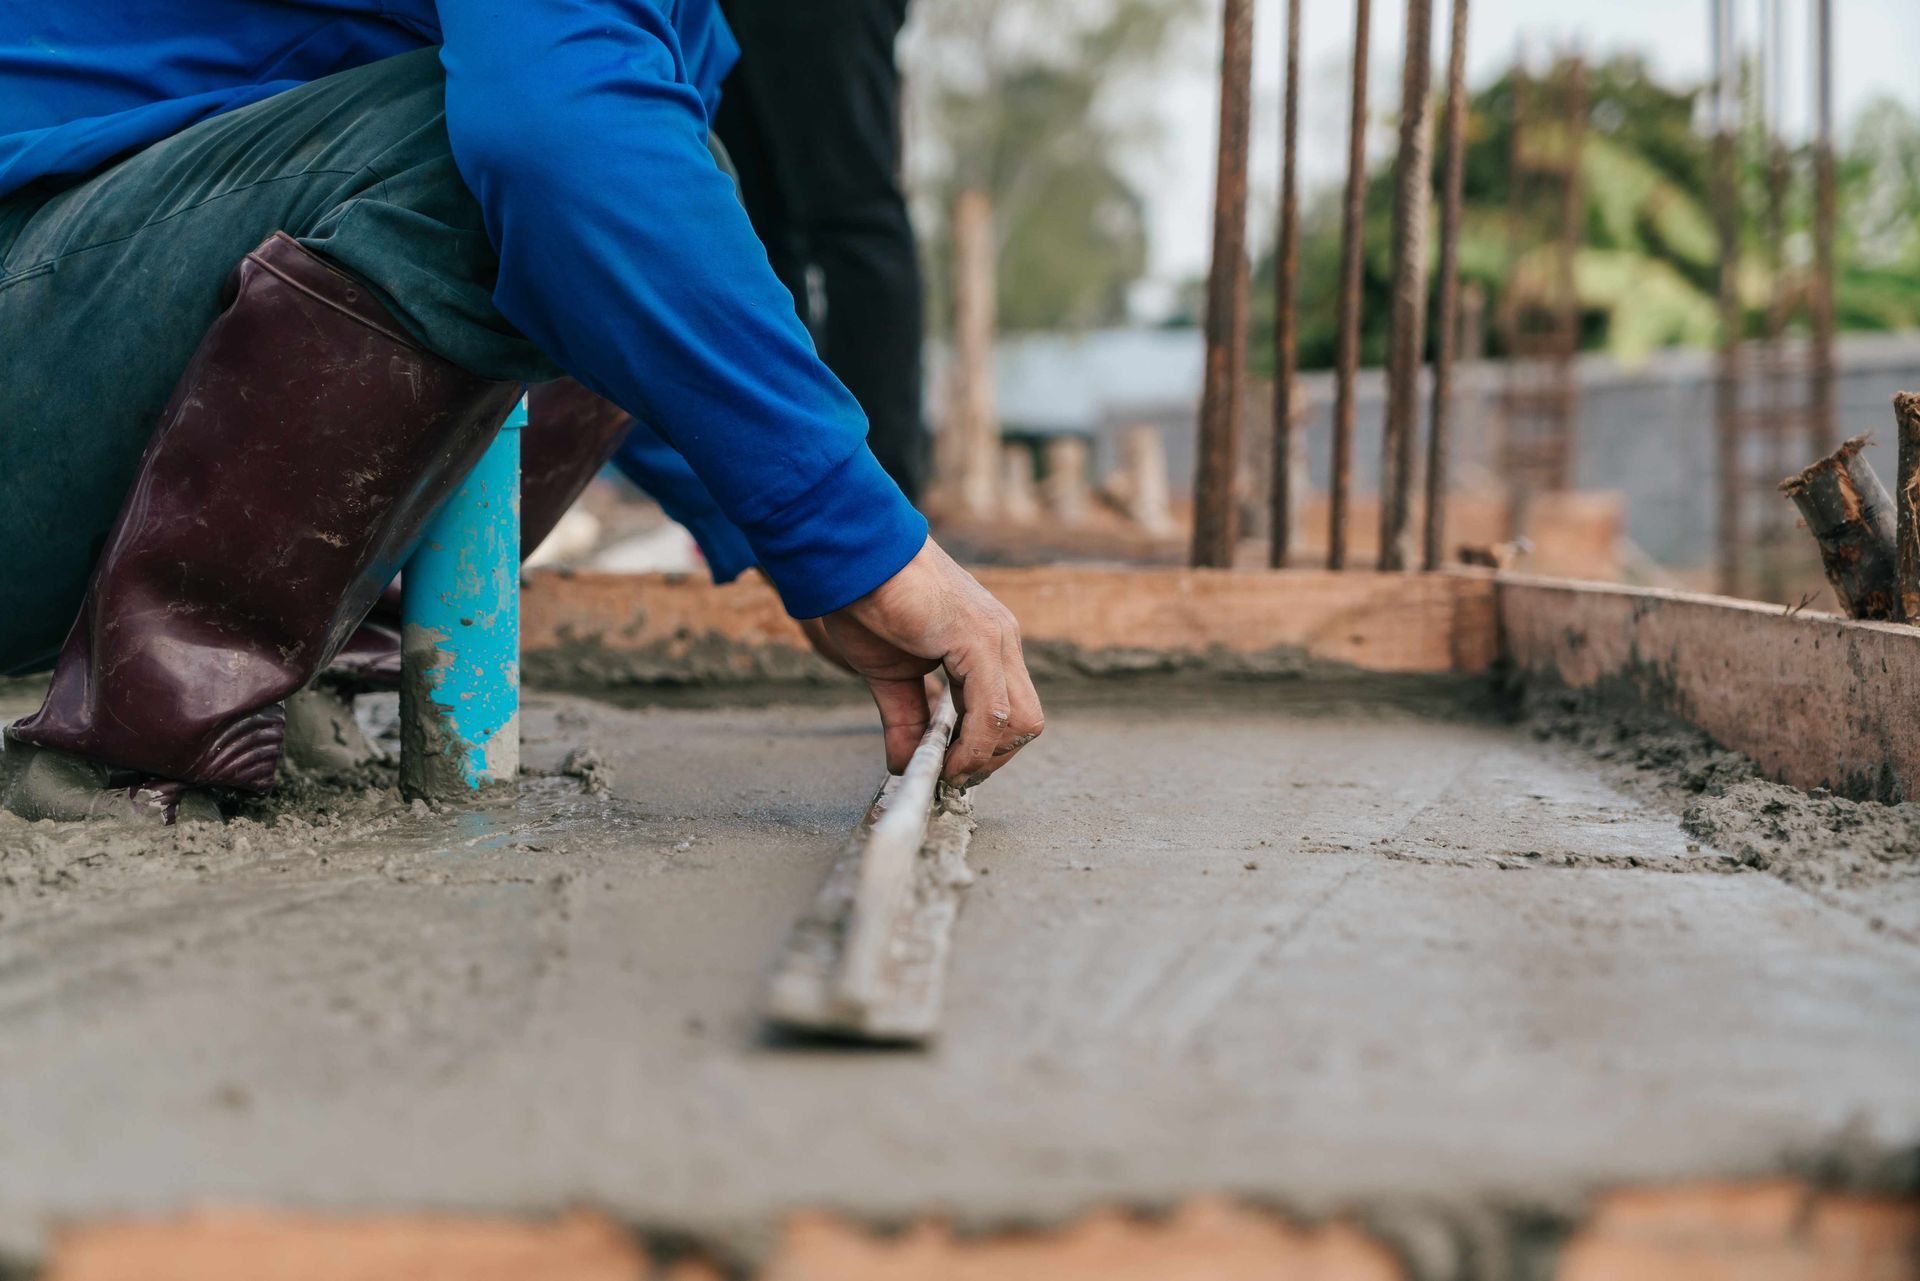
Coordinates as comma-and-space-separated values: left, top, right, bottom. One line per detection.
612, 416, 759, 582
0, 1, 926, 618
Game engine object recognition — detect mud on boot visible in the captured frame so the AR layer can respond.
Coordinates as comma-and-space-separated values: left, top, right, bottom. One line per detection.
0, 733, 221, 825
282, 686, 384, 777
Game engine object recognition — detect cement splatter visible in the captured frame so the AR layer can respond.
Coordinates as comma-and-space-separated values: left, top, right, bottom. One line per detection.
282, 686, 379, 776
399, 621, 488, 798
1513, 681, 1920, 941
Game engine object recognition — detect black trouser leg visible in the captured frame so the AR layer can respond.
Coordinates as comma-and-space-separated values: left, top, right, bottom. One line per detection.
715, 0, 929, 502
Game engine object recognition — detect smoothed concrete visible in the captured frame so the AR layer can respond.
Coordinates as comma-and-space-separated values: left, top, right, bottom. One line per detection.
0, 682, 1915, 1265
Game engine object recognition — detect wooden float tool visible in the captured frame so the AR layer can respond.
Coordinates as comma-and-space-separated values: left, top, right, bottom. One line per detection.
763, 688, 977, 1044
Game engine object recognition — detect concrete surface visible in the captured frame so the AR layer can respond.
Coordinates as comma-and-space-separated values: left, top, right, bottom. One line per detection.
0, 679, 1915, 1267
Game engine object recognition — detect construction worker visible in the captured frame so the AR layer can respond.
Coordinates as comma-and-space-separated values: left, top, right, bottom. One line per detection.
0, 1, 1042, 823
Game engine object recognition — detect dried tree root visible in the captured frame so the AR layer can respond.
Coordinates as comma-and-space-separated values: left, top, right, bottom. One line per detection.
1779, 434, 1901, 620
1894, 392, 1920, 623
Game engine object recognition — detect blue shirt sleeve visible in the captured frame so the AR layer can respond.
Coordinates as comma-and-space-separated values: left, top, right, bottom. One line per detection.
611, 418, 759, 584
434, 0, 926, 618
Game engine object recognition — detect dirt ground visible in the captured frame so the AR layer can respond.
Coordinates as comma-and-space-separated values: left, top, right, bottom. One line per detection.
0, 675, 1915, 1272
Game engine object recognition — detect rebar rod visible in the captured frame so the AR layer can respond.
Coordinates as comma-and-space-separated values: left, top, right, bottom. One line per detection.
1711, 0, 1744, 596
1555, 55, 1586, 493
1809, 0, 1838, 454
1379, 0, 1436, 571
1424, 0, 1470, 571
1758, 0, 1790, 599
1269, 0, 1304, 570
1191, 0, 1256, 569
1329, 0, 1372, 570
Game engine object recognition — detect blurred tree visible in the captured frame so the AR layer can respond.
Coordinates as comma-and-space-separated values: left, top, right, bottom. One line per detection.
904, 0, 1199, 333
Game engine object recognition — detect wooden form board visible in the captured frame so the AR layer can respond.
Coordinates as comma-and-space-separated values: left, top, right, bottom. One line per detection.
37, 1183, 1920, 1281
522, 567, 1499, 676
1498, 574, 1920, 801
521, 563, 1920, 799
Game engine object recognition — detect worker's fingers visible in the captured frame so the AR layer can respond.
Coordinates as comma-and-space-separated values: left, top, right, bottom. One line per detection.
942, 644, 1011, 786
977, 630, 1044, 779
825, 538, 1039, 786
868, 676, 932, 775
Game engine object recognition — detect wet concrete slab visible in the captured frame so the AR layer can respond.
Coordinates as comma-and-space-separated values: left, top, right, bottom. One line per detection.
0, 681, 1914, 1262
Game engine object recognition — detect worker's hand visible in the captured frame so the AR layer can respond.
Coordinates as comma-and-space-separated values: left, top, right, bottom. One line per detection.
795, 616, 858, 675
820, 537, 1043, 786
797, 616, 945, 707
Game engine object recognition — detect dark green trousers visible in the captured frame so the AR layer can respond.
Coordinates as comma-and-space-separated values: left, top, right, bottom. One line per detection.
0, 47, 560, 675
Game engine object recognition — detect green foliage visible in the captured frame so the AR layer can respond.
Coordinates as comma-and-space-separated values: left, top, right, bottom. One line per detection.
1574, 247, 1720, 360
1582, 133, 1717, 276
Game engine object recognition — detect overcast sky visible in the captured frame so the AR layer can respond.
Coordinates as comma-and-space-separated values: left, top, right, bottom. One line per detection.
1122, 0, 1920, 295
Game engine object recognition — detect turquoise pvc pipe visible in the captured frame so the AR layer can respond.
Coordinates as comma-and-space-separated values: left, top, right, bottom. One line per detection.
399, 397, 524, 796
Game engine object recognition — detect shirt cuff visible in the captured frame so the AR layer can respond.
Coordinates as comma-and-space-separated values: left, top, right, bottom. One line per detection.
748, 447, 928, 619
683, 508, 758, 585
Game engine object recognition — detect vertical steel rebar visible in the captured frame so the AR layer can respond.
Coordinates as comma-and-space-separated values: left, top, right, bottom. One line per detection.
1494, 49, 1582, 533
1424, 0, 1470, 571
1191, 0, 1255, 569
1379, 0, 1436, 571
1809, 0, 1838, 455
1711, 0, 1743, 597
1558, 53, 1586, 493
1269, 0, 1304, 570
1758, 0, 1791, 598
1497, 47, 1527, 516
1329, 0, 1372, 570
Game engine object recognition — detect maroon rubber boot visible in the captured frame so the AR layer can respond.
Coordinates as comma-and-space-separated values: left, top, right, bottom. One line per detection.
323, 379, 635, 694
520, 379, 635, 552
323, 582, 406, 691
7, 233, 522, 801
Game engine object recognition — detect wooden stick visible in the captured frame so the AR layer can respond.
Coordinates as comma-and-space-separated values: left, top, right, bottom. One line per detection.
763, 690, 973, 1044
1896, 393, 1920, 623
1779, 436, 1902, 621
838, 689, 959, 1011
1192, 0, 1256, 569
